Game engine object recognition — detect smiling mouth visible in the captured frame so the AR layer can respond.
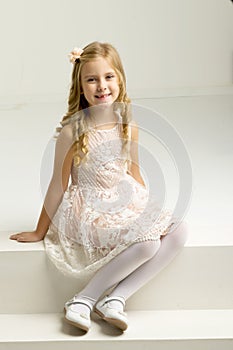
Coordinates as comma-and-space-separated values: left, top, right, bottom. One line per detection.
95, 93, 111, 99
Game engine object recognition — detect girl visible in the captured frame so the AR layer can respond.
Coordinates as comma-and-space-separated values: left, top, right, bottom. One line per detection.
10, 42, 188, 332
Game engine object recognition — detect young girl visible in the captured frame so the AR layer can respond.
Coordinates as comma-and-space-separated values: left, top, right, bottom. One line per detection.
10, 42, 188, 332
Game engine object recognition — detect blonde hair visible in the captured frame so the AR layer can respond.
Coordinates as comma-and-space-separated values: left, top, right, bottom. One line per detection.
57, 41, 131, 166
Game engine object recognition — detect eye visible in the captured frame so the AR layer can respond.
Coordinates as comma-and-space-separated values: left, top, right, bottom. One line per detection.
87, 77, 96, 82
106, 74, 115, 80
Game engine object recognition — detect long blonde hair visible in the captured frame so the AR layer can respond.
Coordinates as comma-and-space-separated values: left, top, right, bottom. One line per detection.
58, 41, 131, 166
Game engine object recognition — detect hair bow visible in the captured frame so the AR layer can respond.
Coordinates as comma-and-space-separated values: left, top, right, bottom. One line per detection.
68, 47, 84, 64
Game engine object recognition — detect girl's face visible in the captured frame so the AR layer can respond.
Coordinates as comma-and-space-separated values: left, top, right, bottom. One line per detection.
80, 57, 120, 107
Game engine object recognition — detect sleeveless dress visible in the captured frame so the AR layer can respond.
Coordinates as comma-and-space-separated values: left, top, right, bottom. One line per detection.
44, 112, 176, 279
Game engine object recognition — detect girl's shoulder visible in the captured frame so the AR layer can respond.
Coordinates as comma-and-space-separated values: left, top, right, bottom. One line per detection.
55, 123, 74, 150
58, 123, 74, 141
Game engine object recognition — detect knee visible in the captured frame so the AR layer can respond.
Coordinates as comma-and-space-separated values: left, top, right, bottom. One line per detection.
167, 221, 189, 249
133, 240, 161, 262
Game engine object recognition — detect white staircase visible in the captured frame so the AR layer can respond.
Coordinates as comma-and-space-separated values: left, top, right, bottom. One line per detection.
0, 231, 233, 349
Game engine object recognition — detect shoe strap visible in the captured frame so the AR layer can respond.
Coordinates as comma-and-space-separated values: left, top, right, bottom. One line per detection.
67, 297, 93, 311
104, 296, 126, 307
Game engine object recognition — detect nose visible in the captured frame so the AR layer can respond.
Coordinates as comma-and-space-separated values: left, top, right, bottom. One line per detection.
97, 78, 107, 92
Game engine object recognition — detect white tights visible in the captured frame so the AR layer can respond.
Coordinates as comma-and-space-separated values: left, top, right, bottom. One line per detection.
75, 222, 188, 313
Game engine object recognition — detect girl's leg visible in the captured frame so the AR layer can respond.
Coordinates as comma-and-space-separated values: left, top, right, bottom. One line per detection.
80, 239, 161, 299
109, 221, 188, 301
71, 239, 161, 314
71, 221, 188, 316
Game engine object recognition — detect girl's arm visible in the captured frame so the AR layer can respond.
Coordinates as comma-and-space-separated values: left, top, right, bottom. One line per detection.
10, 124, 74, 242
127, 121, 146, 187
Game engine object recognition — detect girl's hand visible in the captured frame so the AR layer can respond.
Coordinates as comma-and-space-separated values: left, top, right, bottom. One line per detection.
9, 231, 44, 243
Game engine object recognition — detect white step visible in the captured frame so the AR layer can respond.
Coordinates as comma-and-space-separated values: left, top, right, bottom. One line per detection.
1, 231, 233, 313
0, 310, 233, 350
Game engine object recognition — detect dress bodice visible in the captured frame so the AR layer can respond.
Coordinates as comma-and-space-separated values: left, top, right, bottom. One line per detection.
71, 115, 127, 191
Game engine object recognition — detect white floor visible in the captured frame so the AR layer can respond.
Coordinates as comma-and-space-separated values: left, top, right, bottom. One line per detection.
0, 93, 233, 246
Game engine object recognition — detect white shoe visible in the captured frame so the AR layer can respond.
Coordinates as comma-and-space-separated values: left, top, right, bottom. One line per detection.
64, 296, 93, 332
94, 295, 128, 331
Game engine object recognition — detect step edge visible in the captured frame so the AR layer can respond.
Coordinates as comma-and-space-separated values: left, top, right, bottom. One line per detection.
1, 244, 233, 254
0, 310, 233, 342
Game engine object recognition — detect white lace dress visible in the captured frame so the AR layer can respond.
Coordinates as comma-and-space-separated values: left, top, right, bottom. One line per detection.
44, 114, 176, 279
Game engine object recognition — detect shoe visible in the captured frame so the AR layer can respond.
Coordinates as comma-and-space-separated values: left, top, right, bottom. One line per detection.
94, 295, 128, 331
64, 296, 93, 332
